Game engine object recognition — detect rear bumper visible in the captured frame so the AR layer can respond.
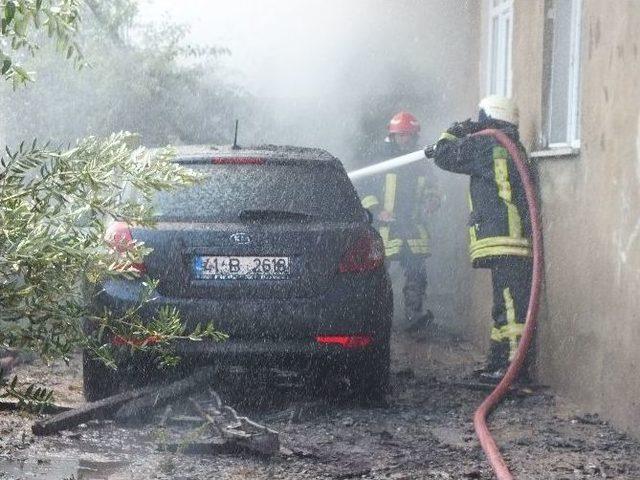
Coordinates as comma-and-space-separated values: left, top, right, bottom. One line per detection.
170, 338, 378, 373
90, 272, 392, 364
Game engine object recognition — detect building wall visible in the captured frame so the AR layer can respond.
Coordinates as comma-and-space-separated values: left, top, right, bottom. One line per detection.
479, 0, 640, 438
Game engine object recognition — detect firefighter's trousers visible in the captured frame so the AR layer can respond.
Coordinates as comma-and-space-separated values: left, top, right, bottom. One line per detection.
488, 256, 533, 371
400, 255, 428, 324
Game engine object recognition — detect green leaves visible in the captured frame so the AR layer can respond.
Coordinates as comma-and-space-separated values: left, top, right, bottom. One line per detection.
0, 133, 220, 384
4, 1, 16, 25
84, 302, 227, 371
0, 2, 228, 406
1, 371, 54, 411
1, 57, 11, 74
0, 0, 86, 88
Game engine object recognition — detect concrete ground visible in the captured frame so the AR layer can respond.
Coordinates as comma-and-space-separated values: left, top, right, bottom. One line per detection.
0, 328, 639, 479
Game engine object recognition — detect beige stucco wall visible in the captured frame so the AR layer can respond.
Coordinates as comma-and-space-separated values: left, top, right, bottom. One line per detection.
489, 0, 640, 438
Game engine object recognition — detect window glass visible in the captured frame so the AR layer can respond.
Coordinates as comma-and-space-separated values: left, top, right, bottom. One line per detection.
548, 0, 582, 147
487, 0, 513, 96
490, 16, 500, 94
152, 163, 363, 222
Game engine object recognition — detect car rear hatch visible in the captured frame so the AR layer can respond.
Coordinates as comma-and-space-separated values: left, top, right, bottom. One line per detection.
133, 156, 368, 301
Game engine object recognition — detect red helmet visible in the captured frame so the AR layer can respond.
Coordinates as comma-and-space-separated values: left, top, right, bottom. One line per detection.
388, 111, 420, 135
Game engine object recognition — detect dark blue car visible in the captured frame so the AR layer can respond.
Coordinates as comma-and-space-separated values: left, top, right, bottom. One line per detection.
84, 145, 392, 401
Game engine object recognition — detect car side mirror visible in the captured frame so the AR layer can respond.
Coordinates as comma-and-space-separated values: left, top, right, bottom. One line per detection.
365, 209, 374, 224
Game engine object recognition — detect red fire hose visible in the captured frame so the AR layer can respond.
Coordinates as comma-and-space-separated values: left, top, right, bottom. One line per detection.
470, 129, 544, 479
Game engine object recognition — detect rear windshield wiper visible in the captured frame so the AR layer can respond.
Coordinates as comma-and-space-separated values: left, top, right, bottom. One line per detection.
238, 209, 314, 223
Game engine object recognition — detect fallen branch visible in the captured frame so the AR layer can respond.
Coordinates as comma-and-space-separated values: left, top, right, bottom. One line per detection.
262, 400, 327, 424
32, 384, 159, 435
114, 367, 217, 425
32, 367, 217, 435
162, 414, 203, 426
189, 392, 280, 456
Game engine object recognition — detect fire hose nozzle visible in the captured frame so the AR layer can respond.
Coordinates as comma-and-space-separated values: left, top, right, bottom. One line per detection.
424, 144, 437, 159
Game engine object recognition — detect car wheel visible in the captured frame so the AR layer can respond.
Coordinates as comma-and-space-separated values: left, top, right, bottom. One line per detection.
350, 289, 393, 403
82, 350, 119, 402
350, 340, 391, 403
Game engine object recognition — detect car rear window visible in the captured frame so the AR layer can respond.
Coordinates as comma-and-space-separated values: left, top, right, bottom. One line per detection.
152, 162, 364, 222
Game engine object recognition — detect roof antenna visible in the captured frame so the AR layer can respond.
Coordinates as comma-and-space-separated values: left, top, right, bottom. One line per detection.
232, 119, 240, 150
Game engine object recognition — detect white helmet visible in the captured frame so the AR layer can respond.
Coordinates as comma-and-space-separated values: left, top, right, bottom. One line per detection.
478, 95, 519, 126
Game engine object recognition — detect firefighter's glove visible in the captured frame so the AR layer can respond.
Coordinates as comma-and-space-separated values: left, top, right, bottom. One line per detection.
446, 119, 482, 138
424, 144, 436, 159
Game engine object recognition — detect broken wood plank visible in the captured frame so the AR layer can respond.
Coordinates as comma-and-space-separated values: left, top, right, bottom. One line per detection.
162, 414, 203, 426
262, 400, 328, 424
32, 383, 159, 435
114, 366, 217, 425
32, 366, 217, 435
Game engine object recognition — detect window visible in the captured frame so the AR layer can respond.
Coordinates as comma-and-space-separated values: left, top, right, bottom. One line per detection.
152, 163, 363, 222
487, 0, 514, 97
546, 0, 583, 149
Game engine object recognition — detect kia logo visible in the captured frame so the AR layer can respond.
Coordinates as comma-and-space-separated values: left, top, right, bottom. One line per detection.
230, 232, 251, 244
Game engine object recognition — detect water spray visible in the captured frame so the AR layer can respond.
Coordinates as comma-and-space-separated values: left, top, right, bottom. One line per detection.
347, 147, 434, 180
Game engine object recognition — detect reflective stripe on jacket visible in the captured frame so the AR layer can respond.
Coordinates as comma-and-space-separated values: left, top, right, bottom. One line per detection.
360, 167, 434, 259
434, 125, 532, 268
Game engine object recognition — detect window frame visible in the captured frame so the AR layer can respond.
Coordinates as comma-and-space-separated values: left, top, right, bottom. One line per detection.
539, 0, 583, 154
486, 0, 514, 97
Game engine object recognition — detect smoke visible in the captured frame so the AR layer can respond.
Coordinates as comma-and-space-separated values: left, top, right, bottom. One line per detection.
130, 0, 483, 331
1, 0, 480, 165
2, 0, 481, 333
140, 0, 480, 167
138, 0, 481, 329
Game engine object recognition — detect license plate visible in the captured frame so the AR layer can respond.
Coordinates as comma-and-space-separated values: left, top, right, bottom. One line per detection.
193, 256, 291, 280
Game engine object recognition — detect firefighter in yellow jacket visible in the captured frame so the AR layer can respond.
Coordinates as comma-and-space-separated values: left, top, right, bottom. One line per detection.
431, 96, 533, 382
361, 112, 440, 332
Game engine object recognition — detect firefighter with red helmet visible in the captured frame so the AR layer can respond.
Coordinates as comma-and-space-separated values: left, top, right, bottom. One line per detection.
361, 111, 440, 332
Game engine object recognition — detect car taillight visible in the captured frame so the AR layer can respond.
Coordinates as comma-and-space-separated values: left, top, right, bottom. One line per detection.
105, 221, 146, 273
339, 231, 384, 273
316, 335, 373, 349
211, 157, 265, 165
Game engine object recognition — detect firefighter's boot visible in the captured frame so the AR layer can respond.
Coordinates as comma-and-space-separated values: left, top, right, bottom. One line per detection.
404, 309, 434, 333
402, 260, 428, 332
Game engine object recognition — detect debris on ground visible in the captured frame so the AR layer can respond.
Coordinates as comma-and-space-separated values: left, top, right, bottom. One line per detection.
32, 366, 216, 435
31, 365, 281, 457
0, 356, 18, 375
1, 334, 640, 479
444, 379, 549, 397
31, 383, 159, 436
188, 391, 280, 455
114, 366, 217, 424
